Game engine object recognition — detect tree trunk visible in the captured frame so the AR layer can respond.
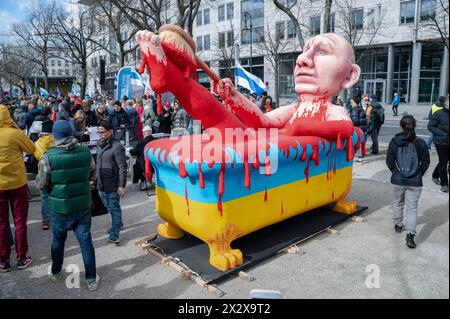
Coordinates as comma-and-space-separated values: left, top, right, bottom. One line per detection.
274, 63, 280, 109
119, 43, 125, 68
81, 63, 87, 98
323, 0, 333, 33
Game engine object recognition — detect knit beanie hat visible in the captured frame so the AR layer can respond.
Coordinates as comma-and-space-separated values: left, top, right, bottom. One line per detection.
53, 120, 73, 140
41, 119, 54, 134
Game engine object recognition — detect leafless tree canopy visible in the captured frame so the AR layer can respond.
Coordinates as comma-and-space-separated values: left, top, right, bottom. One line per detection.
423, 0, 449, 51
272, 0, 305, 47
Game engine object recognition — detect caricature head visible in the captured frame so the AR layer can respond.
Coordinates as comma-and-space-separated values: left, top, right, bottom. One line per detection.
294, 33, 361, 97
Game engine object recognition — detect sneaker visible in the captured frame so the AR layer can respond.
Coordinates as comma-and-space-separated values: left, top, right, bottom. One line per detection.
394, 224, 404, 233
0, 260, 11, 273
86, 274, 100, 291
406, 234, 416, 249
47, 265, 62, 282
432, 177, 440, 185
107, 237, 120, 244
42, 221, 50, 230
17, 256, 33, 270
440, 185, 449, 193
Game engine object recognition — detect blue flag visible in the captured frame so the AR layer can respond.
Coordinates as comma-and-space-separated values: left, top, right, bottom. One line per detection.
39, 87, 49, 98
234, 60, 266, 96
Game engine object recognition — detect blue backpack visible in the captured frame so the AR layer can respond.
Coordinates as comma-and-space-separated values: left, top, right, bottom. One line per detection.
395, 140, 420, 178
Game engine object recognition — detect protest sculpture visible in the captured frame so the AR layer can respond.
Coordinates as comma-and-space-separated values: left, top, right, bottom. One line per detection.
137, 25, 365, 271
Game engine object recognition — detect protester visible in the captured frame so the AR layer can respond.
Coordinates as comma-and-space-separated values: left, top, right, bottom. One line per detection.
392, 92, 400, 116
109, 101, 131, 141
171, 100, 190, 136
82, 100, 97, 127
361, 94, 369, 111
129, 125, 155, 189
427, 96, 445, 150
95, 120, 127, 244
135, 102, 144, 141
13, 102, 27, 130
428, 96, 449, 193
57, 101, 72, 121
0, 105, 36, 272
366, 95, 384, 155
34, 119, 54, 230
71, 109, 89, 143
36, 120, 99, 290
263, 97, 273, 113
142, 99, 157, 129
94, 103, 109, 124
157, 101, 173, 134
124, 99, 139, 141
349, 95, 367, 163
386, 115, 430, 249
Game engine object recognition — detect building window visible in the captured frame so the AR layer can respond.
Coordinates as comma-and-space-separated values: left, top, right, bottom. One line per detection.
310, 16, 321, 35
421, 0, 436, 21
219, 32, 226, 48
287, 20, 296, 39
196, 11, 203, 26
204, 8, 210, 24
196, 36, 203, 51
351, 8, 364, 30
57, 60, 61, 67
52, 69, 56, 75
65, 69, 69, 76
227, 31, 234, 47
276, 21, 285, 40
400, 1, 415, 24
50, 60, 55, 67
65, 60, 69, 67
204, 35, 210, 51
241, 0, 265, 44
58, 69, 62, 76
218, 5, 225, 21
227, 2, 234, 20
367, 6, 381, 29
327, 13, 335, 32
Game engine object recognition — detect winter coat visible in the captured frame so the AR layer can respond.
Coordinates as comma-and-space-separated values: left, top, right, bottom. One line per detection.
34, 134, 55, 160
83, 109, 97, 127
13, 107, 27, 130
350, 105, 367, 132
392, 95, 399, 106
171, 108, 190, 129
386, 132, 430, 187
0, 105, 36, 190
367, 101, 383, 130
142, 104, 157, 127
129, 134, 155, 183
109, 109, 131, 130
95, 136, 127, 192
157, 110, 173, 134
25, 107, 41, 130
428, 107, 449, 147
135, 104, 144, 141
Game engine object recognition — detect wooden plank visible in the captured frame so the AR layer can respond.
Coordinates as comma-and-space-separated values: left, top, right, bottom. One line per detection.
326, 227, 339, 235
282, 245, 301, 255
238, 271, 255, 282
350, 216, 366, 222
134, 234, 157, 246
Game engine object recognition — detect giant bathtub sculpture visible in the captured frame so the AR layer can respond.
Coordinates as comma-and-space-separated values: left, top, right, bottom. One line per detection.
137, 25, 365, 271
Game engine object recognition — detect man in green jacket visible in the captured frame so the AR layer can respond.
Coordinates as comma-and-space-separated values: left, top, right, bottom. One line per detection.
36, 120, 100, 291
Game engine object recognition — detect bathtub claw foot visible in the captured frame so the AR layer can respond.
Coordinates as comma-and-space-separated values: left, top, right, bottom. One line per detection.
209, 245, 244, 271
157, 222, 184, 239
332, 199, 357, 214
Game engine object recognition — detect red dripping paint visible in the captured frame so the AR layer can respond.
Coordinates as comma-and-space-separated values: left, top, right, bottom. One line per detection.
326, 141, 332, 156
264, 186, 268, 202
244, 160, 251, 188
217, 194, 223, 217
333, 162, 337, 174
311, 145, 320, 166
332, 191, 335, 199
157, 149, 163, 164
293, 148, 299, 161
144, 157, 153, 180
346, 137, 354, 161
336, 133, 342, 150
304, 160, 310, 183
281, 201, 284, 215
218, 163, 225, 195
252, 159, 260, 170
185, 184, 190, 215
207, 161, 215, 169
179, 160, 188, 178
362, 141, 367, 156
300, 147, 307, 161
198, 163, 205, 189
264, 147, 271, 176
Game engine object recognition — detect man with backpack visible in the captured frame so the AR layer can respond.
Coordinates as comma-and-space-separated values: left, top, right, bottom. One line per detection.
366, 95, 385, 155
386, 115, 430, 249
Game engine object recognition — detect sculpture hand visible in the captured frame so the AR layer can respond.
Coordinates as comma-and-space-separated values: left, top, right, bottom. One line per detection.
215, 78, 237, 103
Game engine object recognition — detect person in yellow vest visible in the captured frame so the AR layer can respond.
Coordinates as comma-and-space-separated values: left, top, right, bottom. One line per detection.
34, 120, 54, 230
0, 105, 36, 272
427, 96, 445, 149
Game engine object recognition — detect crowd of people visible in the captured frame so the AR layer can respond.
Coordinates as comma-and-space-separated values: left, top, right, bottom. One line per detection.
0, 88, 448, 290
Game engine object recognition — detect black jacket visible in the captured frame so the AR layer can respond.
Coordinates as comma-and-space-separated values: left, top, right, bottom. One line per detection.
96, 137, 128, 192
157, 110, 172, 134
84, 109, 98, 127
109, 109, 131, 129
386, 132, 430, 187
428, 108, 449, 147
350, 105, 367, 132
368, 101, 383, 130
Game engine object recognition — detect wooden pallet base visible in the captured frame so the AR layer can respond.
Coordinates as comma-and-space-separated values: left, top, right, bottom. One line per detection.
135, 234, 226, 297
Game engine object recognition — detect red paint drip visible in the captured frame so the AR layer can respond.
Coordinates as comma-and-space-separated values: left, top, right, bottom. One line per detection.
265, 147, 271, 176
217, 194, 223, 217
293, 148, 299, 161
179, 160, 188, 178
157, 149, 163, 164
346, 137, 354, 161
281, 201, 284, 215
264, 186, 268, 202
218, 163, 225, 195
144, 157, 153, 180
304, 160, 310, 183
311, 145, 320, 166
333, 162, 337, 174
332, 191, 335, 199
362, 141, 367, 156
300, 147, 307, 161
185, 184, 190, 215
198, 163, 205, 189
336, 133, 342, 150
244, 160, 251, 188
252, 159, 260, 170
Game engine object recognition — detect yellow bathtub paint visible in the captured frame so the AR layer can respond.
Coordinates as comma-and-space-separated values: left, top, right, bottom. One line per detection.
155, 166, 354, 271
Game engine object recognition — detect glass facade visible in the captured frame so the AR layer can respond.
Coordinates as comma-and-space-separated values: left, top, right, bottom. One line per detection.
419, 44, 442, 102
241, 0, 265, 44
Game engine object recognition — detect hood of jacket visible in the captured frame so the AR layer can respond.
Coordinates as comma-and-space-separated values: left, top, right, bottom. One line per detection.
54, 136, 79, 150
370, 101, 382, 109
0, 105, 14, 128
392, 132, 413, 147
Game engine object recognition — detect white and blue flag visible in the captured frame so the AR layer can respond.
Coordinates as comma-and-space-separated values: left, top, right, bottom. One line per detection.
39, 87, 49, 98
234, 60, 266, 96
116, 66, 145, 100
56, 86, 61, 97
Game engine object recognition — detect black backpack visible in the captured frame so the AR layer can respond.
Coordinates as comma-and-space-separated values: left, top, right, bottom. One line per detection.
395, 140, 420, 178
374, 107, 385, 125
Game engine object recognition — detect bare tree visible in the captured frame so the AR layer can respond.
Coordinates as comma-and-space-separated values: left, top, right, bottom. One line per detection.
323, 0, 333, 33
0, 44, 38, 95
109, 0, 163, 31
91, 0, 139, 68
176, 0, 202, 35
272, 0, 305, 47
423, 0, 449, 51
256, 23, 301, 108
211, 22, 239, 80
11, 0, 59, 90
53, 5, 101, 97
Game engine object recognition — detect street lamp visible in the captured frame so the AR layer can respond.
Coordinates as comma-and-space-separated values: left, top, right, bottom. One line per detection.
242, 12, 253, 75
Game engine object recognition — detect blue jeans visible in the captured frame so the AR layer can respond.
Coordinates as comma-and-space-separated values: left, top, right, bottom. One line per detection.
427, 133, 433, 149
99, 191, 123, 241
40, 189, 50, 223
50, 210, 96, 280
